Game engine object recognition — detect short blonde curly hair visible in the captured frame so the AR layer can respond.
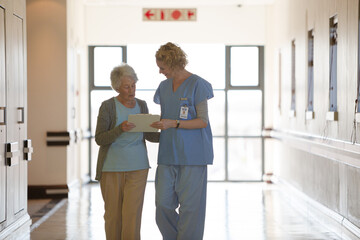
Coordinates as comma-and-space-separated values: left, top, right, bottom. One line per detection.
155, 42, 188, 70
110, 63, 138, 92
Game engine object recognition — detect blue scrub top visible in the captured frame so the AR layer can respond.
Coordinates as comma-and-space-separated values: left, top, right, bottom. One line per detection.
154, 74, 214, 165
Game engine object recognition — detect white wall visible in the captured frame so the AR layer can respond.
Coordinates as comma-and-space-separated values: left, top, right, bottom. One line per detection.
267, 0, 360, 231
27, 0, 68, 185
84, 4, 267, 45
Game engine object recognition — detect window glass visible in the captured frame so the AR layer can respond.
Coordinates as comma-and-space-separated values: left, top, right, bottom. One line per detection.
208, 137, 225, 181
228, 138, 262, 180
329, 16, 338, 112
208, 90, 225, 136
307, 30, 314, 112
291, 40, 296, 111
127, 44, 163, 90
94, 47, 123, 86
228, 90, 262, 136
135, 90, 160, 115
181, 44, 225, 89
90, 90, 115, 135
230, 47, 259, 86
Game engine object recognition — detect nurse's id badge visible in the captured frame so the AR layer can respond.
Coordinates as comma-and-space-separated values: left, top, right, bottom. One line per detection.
179, 105, 189, 119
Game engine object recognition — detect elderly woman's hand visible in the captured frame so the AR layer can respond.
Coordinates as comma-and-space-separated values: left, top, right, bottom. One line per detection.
120, 120, 136, 132
150, 119, 175, 130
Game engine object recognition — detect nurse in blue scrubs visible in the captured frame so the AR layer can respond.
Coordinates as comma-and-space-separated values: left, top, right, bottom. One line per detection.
151, 42, 214, 240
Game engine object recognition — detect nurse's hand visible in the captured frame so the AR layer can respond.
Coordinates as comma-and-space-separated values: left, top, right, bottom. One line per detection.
150, 119, 175, 130
121, 121, 135, 132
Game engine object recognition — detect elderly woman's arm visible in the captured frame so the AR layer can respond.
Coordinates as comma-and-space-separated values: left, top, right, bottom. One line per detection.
95, 102, 124, 146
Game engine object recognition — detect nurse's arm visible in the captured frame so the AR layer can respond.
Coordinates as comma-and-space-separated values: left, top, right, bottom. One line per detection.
180, 99, 209, 129
176, 118, 207, 129
150, 118, 207, 130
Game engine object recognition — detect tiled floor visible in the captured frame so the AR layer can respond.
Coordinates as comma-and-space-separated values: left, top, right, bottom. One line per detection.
22, 182, 359, 240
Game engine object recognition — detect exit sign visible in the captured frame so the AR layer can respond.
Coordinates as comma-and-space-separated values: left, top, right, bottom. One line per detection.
143, 8, 197, 21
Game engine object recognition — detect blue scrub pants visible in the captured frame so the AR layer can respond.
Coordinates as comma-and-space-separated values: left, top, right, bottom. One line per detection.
155, 165, 207, 240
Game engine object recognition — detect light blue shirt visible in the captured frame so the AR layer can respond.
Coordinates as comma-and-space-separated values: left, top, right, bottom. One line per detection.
154, 74, 214, 165
102, 97, 150, 172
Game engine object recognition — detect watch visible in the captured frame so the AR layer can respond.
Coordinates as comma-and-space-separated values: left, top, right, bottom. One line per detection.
176, 120, 180, 128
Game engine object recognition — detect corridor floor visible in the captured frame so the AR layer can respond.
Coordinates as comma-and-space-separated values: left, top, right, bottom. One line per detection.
24, 182, 358, 240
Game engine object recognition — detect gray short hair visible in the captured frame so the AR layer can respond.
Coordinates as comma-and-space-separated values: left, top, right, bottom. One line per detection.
110, 63, 138, 92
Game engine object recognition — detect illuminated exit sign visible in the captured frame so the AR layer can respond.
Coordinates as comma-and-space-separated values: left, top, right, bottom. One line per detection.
143, 8, 197, 21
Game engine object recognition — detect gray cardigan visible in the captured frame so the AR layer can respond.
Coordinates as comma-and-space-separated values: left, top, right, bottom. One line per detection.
94, 97, 159, 181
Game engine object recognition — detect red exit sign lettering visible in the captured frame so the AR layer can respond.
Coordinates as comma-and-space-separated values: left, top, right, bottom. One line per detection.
143, 8, 197, 21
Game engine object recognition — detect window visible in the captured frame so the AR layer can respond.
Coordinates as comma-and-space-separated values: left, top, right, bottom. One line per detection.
290, 40, 296, 116
306, 30, 315, 119
329, 16, 338, 113
88, 44, 264, 182
227, 46, 264, 181
357, 3, 360, 115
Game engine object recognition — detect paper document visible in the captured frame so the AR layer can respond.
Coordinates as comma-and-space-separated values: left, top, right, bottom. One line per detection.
128, 114, 160, 132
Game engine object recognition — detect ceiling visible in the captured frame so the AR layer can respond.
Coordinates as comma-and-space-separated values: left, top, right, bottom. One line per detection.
83, 0, 275, 7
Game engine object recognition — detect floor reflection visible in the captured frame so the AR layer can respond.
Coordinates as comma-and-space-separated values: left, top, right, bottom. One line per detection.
26, 182, 354, 240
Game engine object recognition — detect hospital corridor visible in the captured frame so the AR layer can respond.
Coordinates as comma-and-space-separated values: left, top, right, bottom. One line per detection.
1, 0, 360, 239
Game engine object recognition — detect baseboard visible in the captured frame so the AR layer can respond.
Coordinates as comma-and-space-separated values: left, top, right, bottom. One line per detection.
273, 176, 360, 240
0, 214, 31, 240
28, 185, 69, 199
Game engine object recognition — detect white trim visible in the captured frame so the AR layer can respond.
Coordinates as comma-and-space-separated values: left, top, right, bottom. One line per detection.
289, 109, 296, 118
0, 214, 31, 239
271, 130, 360, 168
355, 113, 360, 123
326, 111, 338, 121
305, 110, 314, 120
274, 177, 360, 240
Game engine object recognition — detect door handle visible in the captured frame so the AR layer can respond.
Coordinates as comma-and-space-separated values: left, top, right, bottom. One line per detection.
24, 139, 33, 161
0, 107, 5, 125
17, 107, 24, 124
6, 142, 19, 166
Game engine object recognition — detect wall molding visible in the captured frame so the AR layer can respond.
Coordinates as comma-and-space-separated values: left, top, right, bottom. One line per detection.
0, 214, 31, 240
274, 176, 360, 239
270, 129, 360, 169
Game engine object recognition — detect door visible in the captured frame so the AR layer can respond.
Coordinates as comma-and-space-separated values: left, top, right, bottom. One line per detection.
8, 13, 27, 217
0, 5, 6, 224
0, 0, 28, 232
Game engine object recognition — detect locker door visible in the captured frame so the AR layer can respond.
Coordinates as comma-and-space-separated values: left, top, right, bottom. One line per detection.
7, 13, 27, 217
0, 6, 6, 224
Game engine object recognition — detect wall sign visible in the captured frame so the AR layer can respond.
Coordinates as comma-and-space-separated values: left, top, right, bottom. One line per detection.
143, 8, 197, 21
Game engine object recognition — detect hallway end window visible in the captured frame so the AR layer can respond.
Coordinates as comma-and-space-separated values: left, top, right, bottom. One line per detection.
230, 46, 259, 87
326, 16, 338, 121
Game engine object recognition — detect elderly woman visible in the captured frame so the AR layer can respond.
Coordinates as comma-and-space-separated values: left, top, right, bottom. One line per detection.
151, 42, 214, 240
95, 63, 158, 240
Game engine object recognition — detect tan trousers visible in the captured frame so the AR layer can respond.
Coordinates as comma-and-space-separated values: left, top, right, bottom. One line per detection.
100, 169, 149, 240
